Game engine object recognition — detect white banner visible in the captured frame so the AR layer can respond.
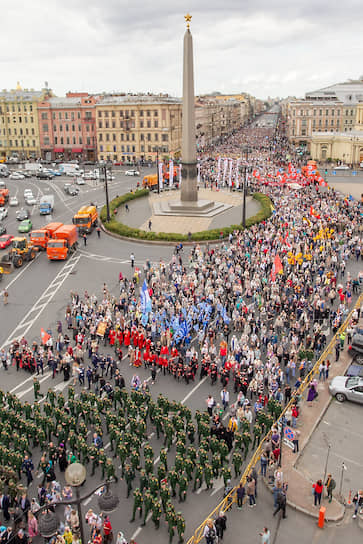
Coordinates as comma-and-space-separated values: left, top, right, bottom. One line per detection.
158, 162, 163, 191
169, 160, 174, 188
235, 158, 240, 189
197, 162, 200, 185
179, 164, 182, 186
217, 157, 221, 185
228, 159, 233, 187
223, 158, 228, 186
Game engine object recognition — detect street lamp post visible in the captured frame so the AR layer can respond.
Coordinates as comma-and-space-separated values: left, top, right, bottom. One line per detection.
38, 463, 119, 541
98, 163, 111, 222
323, 441, 331, 486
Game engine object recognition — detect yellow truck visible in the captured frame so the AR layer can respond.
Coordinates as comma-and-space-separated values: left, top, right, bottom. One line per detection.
72, 205, 98, 234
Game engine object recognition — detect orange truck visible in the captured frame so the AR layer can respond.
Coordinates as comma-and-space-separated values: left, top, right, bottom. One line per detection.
72, 205, 98, 234
142, 174, 158, 189
0, 188, 9, 203
47, 225, 78, 261
30, 222, 64, 250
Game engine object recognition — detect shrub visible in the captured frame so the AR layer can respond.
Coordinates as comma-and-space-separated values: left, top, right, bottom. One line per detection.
101, 191, 272, 242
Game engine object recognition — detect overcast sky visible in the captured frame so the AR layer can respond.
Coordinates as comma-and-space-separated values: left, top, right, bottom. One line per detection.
2, 0, 363, 100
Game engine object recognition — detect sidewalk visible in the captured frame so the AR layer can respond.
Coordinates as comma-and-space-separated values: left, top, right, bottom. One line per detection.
273, 316, 363, 521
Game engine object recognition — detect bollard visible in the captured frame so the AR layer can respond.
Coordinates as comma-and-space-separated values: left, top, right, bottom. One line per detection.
318, 506, 326, 528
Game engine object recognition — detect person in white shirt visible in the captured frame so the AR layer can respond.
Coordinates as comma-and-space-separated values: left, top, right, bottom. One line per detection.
220, 388, 229, 411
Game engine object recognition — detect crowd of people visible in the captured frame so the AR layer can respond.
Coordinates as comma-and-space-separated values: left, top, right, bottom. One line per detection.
0, 114, 362, 544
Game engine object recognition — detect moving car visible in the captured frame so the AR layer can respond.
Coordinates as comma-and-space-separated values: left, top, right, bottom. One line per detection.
36, 171, 54, 180
65, 185, 79, 196
0, 234, 13, 249
24, 189, 33, 198
125, 169, 140, 176
25, 196, 37, 206
0, 207, 8, 220
9, 172, 25, 180
9, 196, 19, 206
0, 224, 6, 235
16, 208, 29, 221
18, 219, 32, 233
75, 177, 85, 185
329, 376, 363, 404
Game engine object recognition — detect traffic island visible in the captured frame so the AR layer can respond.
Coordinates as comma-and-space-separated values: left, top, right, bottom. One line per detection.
100, 188, 272, 243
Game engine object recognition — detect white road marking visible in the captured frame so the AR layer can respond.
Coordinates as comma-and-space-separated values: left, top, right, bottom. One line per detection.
181, 376, 208, 404
131, 527, 143, 540
211, 478, 224, 496
1, 253, 81, 349
17, 373, 50, 399
2, 254, 39, 292
83, 495, 93, 506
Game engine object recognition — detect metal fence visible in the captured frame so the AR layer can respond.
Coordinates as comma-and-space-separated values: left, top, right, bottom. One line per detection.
186, 292, 363, 544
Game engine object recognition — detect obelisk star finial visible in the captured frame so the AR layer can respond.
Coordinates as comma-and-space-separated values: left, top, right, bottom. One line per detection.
184, 13, 192, 29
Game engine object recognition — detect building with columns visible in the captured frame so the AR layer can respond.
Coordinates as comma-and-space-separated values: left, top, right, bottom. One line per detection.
94, 94, 182, 163
0, 83, 52, 159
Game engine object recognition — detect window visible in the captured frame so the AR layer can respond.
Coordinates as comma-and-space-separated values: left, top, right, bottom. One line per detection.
313, 120, 316, 128
100, 146, 103, 152
104, 111, 109, 118
140, 134, 144, 141
121, 145, 125, 152
140, 110, 143, 117
41, 112, 48, 120
53, 125, 57, 132
59, 112, 62, 119
66, 137, 70, 145
141, 145, 145, 152
98, 121, 103, 129
60, 124, 63, 131
132, 134, 135, 141
99, 134, 103, 141
325, 119, 328, 126
154, 134, 158, 141
132, 146, 135, 152
127, 145, 130, 152
106, 134, 110, 141
162, 109, 166, 121
313, 109, 316, 116
113, 146, 116, 152
112, 121, 116, 128
42, 123, 48, 132
131, 110, 134, 117
72, 124, 75, 132
52, 112, 56, 120
162, 134, 169, 142
147, 110, 151, 117
147, 133, 151, 141
300, 110, 303, 116
85, 111, 92, 119
126, 134, 130, 141
121, 134, 124, 141
105, 121, 109, 128
78, 124, 81, 131
98, 111, 102, 118
331, 110, 334, 116
140, 121, 144, 128
337, 110, 340, 116
147, 120, 151, 128
87, 137, 90, 145
71, 112, 75, 120
154, 120, 158, 128
331, 119, 334, 126
60, 137, 64, 144
31, 128, 35, 135
64, 112, 68, 120
154, 110, 158, 117
112, 133, 116, 141
65, 124, 69, 132
111, 111, 115, 117
319, 110, 322, 116
55, 136, 58, 144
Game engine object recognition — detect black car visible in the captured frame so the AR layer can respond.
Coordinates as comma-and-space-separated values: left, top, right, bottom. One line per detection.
16, 208, 29, 221
68, 186, 79, 196
36, 171, 53, 180
0, 223, 6, 235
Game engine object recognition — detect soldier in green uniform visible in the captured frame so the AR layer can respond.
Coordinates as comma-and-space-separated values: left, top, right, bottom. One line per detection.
46, 388, 56, 407
219, 441, 229, 465
139, 469, 148, 493
130, 449, 141, 471
193, 463, 203, 491
143, 443, 154, 460
212, 452, 221, 478
157, 463, 167, 483
89, 445, 99, 476
144, 456, 154, 477
116, 441, 128, 476
175, 454, 185, 474
232, 451, 243, 477
33, 377, 43, 401
105, 458, 118, 482
151, 498, 162, 529
124, 464, 135, 498
130, 487, 143, 522
168, 468, 178, 497
148, 474, 159, 497
176, 512, 186, 543
159, 448, 168, 471
160, 481, 171, 512
221, 466, 232, 486
186, 421, 196, 443
252, 424, 262, 449
242, 431, 252, 460
142, 489, 153, 525
178, 473, 188, 502
204, 463, 213, 489
186, 445, 197, 465
166, 505, 177, 543
184, 458, 194, 482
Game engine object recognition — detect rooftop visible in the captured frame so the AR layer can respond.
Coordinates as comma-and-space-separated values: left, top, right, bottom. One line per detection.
96, 94, 181, 106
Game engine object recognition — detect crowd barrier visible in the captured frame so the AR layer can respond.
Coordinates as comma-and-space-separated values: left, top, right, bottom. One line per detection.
187, 292, 363, 544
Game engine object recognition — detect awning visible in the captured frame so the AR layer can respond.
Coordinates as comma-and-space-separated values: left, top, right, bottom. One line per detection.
54, 148, 64, 152
72, 148, 83, 153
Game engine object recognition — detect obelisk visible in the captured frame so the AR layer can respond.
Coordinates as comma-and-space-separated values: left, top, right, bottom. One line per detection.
181, 13, 198, 202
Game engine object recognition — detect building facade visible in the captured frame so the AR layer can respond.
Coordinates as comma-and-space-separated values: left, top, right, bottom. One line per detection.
310, 131, 363, 164
0, 83, 51, 159
37, 93, 98, 161
286, 78, 363, 148
94, 94, 182, 163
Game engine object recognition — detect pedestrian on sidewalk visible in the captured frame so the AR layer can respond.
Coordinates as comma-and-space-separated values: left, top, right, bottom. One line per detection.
215, 511, 227, 540
352, 489, 363, 518
83, 233, 87, 246
246, 476, 256, 507
130, 253, 135, 268
259, 528, 271, 544
236, 483, 245, 509
273, 488, 287, 519
96, 226, 101, 238
313, 479, 323, 506
292, 429, 300, 453
3, 289, 8, 305
325, 474, 336, 503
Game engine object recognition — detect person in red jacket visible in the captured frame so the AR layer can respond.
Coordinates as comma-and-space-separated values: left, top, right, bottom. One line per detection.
313, 479, 323, 506
102, 514, 113, 544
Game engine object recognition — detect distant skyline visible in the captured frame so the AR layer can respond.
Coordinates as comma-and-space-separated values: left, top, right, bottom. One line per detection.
2, 0, 363, 99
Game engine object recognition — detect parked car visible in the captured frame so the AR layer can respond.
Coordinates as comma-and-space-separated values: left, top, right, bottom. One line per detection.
9, 172, 25, 180
335, 164, 350, 170
24, 189, 33, 198
329, 376, 363, 404
0, 223, 6, 235
9, 196, 18, 206
348, 333, 363, 356
16, 208, 29, 221
18, 219, 33, 233
0, 234, 13, 249
0, 207, 8, 220
125, 169, 140, 176
75, 177, 85, 185
17, 171, 33, 178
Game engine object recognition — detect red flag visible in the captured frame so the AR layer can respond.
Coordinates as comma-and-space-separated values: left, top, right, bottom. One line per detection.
270, 254, 283, 282
40, 328, 51, 345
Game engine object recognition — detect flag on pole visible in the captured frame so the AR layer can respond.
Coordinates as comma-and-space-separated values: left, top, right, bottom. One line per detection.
270, 254, 283, 282
178, 164, 182, 186
40, 328, 51, 345
197, 162, 201, 185
169, 160, 174, 188
228, 159, 233, 187
223, 158, 228, 186
217, 157, 221, 185
140, 279, 152, 313
158, 161, 163, 191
